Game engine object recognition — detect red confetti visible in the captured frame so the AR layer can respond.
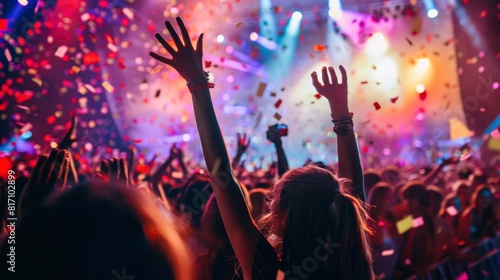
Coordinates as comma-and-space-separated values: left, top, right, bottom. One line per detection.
390, 97, 399, 103
480, 10, 487, 18
205, 61, 212, 68
132, 139, 143, 143
360, 81, 368, 84
314, 93, 322, 99
373, 102, 381, 110
83, 52, 100, 65
274, 99, 282, 108
419, 91, 427, 100
47, 116, 56, 124
0, 18, 8, 31
313, 44, 327, 52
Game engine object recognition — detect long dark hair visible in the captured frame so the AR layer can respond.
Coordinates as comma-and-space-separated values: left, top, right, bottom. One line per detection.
269, 166, 373, 279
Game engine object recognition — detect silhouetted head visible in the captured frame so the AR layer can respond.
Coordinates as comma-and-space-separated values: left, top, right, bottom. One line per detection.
1, 183, 192, 280
472, 185, 493, 211
402, 182, 430, 214
367, 182, 394, 220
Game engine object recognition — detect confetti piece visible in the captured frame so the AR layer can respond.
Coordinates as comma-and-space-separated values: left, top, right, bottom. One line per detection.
235, 22, 243, 29
0, 18, 8, 30
123, 7, 134, 19
256, 82, 267, 97
4, 48, 12, 62
457, 272, 469, 280
390, 97, 399, 103
20, 123, 33, 133
150, 65, 163, 74
313, 44, 327, 52
81, 13, 90, 22
55, 45, 68, 58
446, 206, 458, 216
85, 84, 96, 93
381, 249, 394, 256
155, 89, 161, 98
419, 91, 427, 101
32, 78, 42, 86
274, 99, 282, 108
205, 61, 212, 68
270, 92, 277, 97
107, 43, 118, 53
274, 112, 282, 120
102, 81, 115, 93
405, 37, 413, 46
450, 118, 473, 140
373, 102, 381, 110
360, 81, 368, 84
488, 138, 500, 151
412, 216, 424, 228
71, 66, 81, 73
314, 93, 322, 99
396, 215, 413, 234
83, 52, 100, 65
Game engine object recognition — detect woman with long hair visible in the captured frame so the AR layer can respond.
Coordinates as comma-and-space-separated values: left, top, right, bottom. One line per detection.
149, 17, 374, 279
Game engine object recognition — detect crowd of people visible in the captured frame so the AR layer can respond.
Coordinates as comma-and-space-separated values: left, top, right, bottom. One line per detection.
1, 17, 500, 280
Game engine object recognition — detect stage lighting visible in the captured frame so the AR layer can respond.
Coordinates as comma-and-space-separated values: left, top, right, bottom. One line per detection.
415, 84, 426, 93
423, 0, 439, 18
427, 9, 438, 18
182, 134, 191, 142
292, 11, 302, 21
18, 0, 29, 6
328, 0, 343, 19
416, 58, 430, 69
216, 34, 225, 43
373, 57, 398, 85
365, 32, 389, 57
249, 32, 258, 41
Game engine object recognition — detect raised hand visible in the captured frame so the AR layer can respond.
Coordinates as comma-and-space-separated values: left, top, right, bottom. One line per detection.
149, 17, 205, 83
266, 125, 282, 145
58, 113, 77, 149
236, 133, 251, 156
99, 158, 129, 186
311, 65, 350, 119
19, 149, 70, 218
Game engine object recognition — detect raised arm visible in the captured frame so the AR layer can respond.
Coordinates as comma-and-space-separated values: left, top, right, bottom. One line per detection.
266, 125, 289, 177
311, 66, 365, 201
150, 17, 261, 278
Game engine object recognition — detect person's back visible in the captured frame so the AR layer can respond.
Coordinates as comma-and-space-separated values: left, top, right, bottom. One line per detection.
397, 183, 435, 277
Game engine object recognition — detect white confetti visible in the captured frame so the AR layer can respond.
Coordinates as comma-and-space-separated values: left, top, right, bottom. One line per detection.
4, 48, 12, 62
55, 45, 68, 58
123, 7, 134, 19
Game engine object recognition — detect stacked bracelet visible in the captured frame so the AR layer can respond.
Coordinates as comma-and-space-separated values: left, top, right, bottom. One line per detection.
187, 71, 215, 93
331, 113, 354, 136
188, 81, 215, 93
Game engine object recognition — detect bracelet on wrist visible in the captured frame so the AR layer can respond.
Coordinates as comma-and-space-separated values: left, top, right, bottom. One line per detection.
331, 114, 354, 136
188, 81, 215, 93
